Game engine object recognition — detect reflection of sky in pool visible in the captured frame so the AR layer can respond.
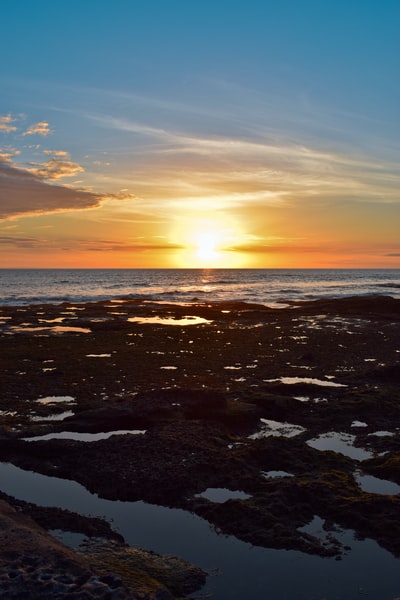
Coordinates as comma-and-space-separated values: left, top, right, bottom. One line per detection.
128, 315, 211, 326
355, 472, 400, 496
30, 411, 75, 422
36, 396, 76, 405
250, 418, 306, 439
9, 325, 91, 334
262, 470, 295, 479
264, 376, 347, 387
306, 432, 373, 461
23, 430, 146, 442
0, 462, 399, 600
195, 488, 251, 503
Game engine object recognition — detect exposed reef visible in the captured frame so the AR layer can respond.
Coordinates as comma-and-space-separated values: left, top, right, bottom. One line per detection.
0, 295, 400, 595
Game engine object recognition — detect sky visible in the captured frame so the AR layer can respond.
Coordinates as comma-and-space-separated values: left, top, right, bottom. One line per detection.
1, 0, 399, 269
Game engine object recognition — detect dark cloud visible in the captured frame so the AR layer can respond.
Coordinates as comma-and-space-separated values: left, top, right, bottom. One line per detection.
0, 160, 105, 220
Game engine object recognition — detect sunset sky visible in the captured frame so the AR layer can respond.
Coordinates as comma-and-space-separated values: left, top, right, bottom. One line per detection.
1, 0, 399, 268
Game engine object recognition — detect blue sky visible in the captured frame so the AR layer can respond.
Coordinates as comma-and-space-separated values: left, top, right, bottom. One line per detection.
1, 1, 399, 267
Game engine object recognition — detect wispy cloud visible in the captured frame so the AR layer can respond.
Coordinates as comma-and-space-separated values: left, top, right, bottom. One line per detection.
0, 234, 183, 253
81, 239, 184, 252
86, 112, 400, 206
0, 235, 46, 248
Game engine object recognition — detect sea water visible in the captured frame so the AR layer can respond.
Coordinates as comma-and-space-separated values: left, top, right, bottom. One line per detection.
0, 268, 399, 306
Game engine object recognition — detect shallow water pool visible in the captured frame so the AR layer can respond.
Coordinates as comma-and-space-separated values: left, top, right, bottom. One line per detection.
0, 462, 399, 600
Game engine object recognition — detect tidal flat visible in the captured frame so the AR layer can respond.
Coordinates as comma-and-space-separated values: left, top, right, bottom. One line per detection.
0, 295, 400, 598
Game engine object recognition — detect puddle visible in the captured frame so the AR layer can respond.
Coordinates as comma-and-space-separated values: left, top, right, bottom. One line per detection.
23, 430, 146, 442
351, 421, 368, 428
86, 354, 112, 358
36, 396, 76, 406
160, 366, 178, 370
262, 471, 294, 479
264, 377, 347, 388
0, 462, 399, 600
38, 317, 65, 323
224, 366, 242, 370
128, 316, 212, 326
294, 396, 328, 404
306, 432, 373, 461
368, 431, 395, 438
9, 326, 91, 334
250, 418, 306, 439
194, 488, 251, 503
355, 472, 400, 495
30, 410, 75, 422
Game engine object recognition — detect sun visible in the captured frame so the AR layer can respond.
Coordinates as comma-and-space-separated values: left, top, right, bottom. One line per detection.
171, 215, 249, 268
195, 231, 219, 262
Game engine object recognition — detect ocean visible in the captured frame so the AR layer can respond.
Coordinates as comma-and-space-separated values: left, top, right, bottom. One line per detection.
1, 268, 400, 306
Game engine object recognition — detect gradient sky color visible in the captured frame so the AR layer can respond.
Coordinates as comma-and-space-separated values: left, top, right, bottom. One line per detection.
1, 0, 399, 268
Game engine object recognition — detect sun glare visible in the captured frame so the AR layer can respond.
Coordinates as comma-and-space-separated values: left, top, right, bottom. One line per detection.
195, 232, 219, 262
171, 215, 249, 268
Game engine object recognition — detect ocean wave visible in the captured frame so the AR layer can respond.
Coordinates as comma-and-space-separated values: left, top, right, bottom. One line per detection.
277, 288, 302, 294
204, 279, 238, 285
377, 283, 400, 289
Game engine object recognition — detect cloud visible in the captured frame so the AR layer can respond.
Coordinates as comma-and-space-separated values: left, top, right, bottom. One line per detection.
82, 240, 184, 252
0, 148, 21, 162
27, 159, 84, 180
0, 233, 183, 254
43, 149, 70, 158
0, 115, 17, 134
23, 121, 52, 136
90, 114, 400, 207
228, 242, 324, 254
0, 235, 45, 248
0, 159, 104, 220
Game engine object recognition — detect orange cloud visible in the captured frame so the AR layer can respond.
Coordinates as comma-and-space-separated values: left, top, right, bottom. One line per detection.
23, 121, 52, 136
43, 149, 71, 158
27, 159, 84, 180
0, 149, 20, 162
0, 115, 17, 134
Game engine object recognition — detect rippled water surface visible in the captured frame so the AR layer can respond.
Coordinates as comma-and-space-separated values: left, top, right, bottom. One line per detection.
1, 268, 399, 306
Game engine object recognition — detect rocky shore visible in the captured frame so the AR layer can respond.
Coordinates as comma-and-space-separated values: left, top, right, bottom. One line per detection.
0, 295, 400, 596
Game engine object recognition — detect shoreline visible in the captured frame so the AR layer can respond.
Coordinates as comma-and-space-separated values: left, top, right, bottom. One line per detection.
1, 295, 400, 597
